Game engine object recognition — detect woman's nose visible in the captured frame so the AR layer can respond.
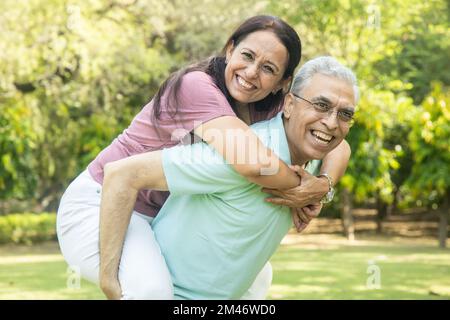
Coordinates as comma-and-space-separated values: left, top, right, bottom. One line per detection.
245, 63, 259, 79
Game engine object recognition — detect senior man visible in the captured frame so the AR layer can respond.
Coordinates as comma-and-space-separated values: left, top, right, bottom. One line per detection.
100, 56, 359, 299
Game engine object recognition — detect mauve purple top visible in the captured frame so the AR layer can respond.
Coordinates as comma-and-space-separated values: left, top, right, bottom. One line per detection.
87, 71, 281, 217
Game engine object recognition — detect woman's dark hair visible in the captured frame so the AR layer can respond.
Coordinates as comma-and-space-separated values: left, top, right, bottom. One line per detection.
152, 15, 302, 121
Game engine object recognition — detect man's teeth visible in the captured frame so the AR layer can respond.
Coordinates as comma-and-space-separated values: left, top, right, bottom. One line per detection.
237, 76, 254, 89
312, 130, 333, 143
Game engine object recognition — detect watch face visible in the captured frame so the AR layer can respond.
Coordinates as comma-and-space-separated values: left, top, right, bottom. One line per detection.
328, 188, 335, 200
321, 188, 335, 204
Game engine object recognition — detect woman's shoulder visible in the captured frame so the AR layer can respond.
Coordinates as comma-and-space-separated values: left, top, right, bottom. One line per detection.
178, 70, 226, 102
180, 71, 215, 87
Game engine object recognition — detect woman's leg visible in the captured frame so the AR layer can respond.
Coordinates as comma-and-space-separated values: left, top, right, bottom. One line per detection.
56, 170, 173, 299
118, 213, 173, 299
240, 262, 273, 300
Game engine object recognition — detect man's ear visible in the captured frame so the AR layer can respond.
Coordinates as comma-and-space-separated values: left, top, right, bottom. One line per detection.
283, 93, 294, 119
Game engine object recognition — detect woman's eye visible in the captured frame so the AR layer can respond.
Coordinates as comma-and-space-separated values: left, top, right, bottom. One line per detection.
262, 65, 275, 74
242, 52, 253, 60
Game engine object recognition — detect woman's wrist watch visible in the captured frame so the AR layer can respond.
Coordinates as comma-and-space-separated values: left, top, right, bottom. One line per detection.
317, 173, 335, 204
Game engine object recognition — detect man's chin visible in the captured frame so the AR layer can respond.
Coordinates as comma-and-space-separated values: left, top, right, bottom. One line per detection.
308, 148, 334, 161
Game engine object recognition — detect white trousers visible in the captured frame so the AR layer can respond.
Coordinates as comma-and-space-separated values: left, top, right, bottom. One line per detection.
56, 170, 272, 299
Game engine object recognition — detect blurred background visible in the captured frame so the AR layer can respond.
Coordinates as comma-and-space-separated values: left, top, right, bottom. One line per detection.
0, 0, 449, 299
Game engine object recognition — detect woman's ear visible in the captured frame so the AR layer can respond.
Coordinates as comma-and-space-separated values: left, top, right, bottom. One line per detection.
281, 76, 292, 94
274, 76, 292, 95
225, 41, 235, 64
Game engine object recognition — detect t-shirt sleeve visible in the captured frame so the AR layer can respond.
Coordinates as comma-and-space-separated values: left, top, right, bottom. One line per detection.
162, 71, 237, 133
162, 142, 249, 195
305, 160, 322, 175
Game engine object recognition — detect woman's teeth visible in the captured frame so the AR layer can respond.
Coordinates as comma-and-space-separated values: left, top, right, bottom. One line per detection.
237, 75, 254, 89
311, 130, 333, 144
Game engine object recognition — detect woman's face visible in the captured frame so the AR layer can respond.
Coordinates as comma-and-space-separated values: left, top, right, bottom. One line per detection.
224, 30, 290, 105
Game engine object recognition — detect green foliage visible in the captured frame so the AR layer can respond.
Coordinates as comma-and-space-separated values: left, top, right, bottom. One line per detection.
341, 89, 417, 204
268, 0, 448, 212
372, 2, 450, 104
0, 213, 56, 245
405, 83, 450, 207
0, 0, 262, 211
0, 94, 40, 200
0, 0, 449, 215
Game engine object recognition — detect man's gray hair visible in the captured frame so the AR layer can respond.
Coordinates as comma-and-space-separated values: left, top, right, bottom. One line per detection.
290, 56, 359, 103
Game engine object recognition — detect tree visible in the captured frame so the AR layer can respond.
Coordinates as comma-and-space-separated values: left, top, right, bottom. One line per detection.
406, 83, 450, 248
268, 0, 449, 238
0, 0, 263, 211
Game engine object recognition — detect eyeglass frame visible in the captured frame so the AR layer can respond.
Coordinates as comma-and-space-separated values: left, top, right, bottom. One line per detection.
290, 92, 355, 125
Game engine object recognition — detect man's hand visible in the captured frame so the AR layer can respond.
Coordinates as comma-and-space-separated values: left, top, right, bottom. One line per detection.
99, 275, 122, 300
291, 202, 323, 233
263, 165, 329, 208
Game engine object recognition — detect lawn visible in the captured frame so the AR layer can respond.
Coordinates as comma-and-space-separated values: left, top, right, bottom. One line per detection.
0, 234, 449, 300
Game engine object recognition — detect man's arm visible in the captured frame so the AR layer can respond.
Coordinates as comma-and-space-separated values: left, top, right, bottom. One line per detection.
98, 140, 247, 299
99, 151, 168, 299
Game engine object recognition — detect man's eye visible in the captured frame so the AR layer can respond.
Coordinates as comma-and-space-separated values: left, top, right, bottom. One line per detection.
314, 102, 329, 111
340, 111, 354, 121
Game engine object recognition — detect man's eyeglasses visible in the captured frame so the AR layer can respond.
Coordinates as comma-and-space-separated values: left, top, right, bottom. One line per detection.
291, 93, 355, 125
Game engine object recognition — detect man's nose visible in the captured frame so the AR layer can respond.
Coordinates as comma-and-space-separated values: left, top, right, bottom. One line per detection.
320, 111, 339, 130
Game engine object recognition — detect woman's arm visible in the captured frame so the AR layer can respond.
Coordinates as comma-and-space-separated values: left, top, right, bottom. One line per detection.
99, 151, 168, 299
319, 139, 351, 185
195, 115, 350, 202
194, 116, 300, 190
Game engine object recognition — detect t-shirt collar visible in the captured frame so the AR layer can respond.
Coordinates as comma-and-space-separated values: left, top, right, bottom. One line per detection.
266, 112, 292, 166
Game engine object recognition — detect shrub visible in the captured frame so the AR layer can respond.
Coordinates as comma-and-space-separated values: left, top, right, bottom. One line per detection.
0, 212, 56, 245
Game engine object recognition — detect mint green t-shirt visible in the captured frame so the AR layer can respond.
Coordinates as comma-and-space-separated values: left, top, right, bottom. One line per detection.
152, 112, 321, 299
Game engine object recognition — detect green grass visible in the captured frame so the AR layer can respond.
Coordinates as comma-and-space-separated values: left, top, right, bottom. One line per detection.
0, 235, 449, 300
269, 234, 450, 299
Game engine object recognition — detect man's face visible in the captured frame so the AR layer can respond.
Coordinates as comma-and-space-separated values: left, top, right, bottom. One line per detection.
283, 73, 356, 163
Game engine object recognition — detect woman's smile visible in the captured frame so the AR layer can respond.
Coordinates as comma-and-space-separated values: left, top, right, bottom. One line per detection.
235, 74, 257, 90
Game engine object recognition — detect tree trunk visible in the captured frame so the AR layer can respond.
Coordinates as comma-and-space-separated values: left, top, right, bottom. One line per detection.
376, 197, 388, 234
438, 191, 449, 248
341, 188, 355, 241
388, 187, 400, 219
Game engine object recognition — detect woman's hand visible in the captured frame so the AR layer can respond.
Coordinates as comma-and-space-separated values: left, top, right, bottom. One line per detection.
263, 165, 329, 208
291, 202, 323, 233
99, 275, 122, 300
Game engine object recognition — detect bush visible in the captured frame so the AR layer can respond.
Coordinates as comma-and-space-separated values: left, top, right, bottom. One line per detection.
0, 213, 56, 245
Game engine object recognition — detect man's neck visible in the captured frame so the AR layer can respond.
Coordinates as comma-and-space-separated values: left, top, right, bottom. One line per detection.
282, 115, 309, 167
